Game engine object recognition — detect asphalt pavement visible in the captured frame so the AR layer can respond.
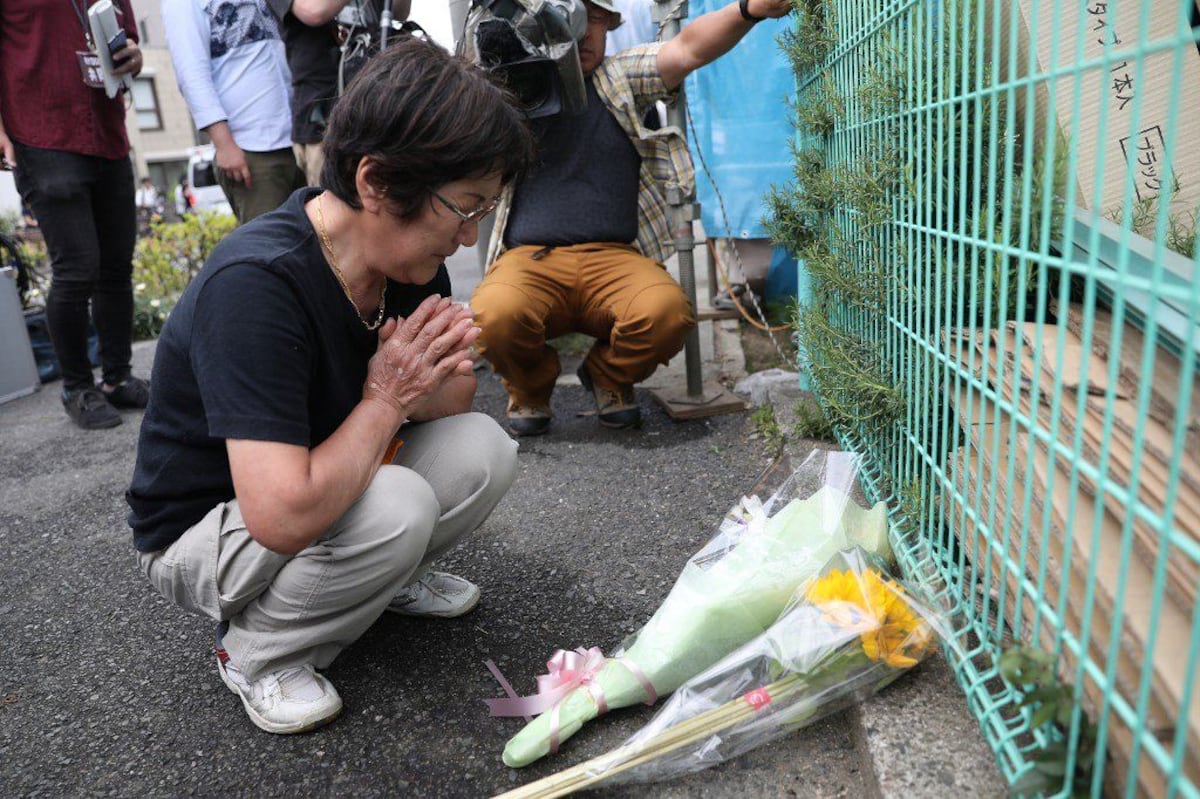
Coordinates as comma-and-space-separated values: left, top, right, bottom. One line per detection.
0, 243, 1003, 797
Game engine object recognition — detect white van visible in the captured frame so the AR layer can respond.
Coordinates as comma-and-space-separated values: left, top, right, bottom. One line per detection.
186, 146, 233, 217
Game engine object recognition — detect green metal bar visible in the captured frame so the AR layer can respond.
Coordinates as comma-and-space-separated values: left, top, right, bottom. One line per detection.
787, 0, 1200, 794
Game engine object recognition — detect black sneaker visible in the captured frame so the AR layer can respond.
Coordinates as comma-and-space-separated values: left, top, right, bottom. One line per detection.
62, 387, 122, 429
100, 376, 150, 409
576, 363, 641, 429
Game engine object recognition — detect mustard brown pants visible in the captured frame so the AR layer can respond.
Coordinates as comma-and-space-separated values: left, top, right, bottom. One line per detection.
470, 243, 696, 408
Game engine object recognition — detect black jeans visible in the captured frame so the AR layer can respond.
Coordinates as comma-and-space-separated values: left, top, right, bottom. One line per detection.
13, 143, 137, 393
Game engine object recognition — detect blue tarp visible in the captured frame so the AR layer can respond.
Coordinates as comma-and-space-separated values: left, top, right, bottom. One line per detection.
684, 1, 795, 239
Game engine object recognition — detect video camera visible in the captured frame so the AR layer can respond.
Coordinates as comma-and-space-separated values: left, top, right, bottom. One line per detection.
335, 0, 427, 94
458, 0, 589, 119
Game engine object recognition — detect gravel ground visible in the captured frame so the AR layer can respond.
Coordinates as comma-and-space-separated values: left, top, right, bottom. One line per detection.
0, 341, 873, 798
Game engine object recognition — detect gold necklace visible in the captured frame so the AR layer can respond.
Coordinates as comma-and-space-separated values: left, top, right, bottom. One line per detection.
316, 194, 387, 331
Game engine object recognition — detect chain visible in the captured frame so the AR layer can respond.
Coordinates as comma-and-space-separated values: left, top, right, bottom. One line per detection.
652, 0, 689, 39
684, 113, 791, 361
316, 194, 387, 331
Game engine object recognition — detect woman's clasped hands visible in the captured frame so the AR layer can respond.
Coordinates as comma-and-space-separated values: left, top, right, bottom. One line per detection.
363, 295, 480, 416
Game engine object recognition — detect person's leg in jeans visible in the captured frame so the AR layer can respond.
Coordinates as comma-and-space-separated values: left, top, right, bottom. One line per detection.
13, 144, 105, 395
89, 154, 138, 390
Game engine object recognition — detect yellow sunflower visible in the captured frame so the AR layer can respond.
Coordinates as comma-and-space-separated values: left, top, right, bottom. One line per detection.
805, 568, 933, 669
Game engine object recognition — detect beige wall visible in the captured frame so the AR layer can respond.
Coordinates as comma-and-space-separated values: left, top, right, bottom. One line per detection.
125, 0, 198, 189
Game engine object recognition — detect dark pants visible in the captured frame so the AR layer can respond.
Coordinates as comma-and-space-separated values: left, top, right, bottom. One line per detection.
13, 143, 137, 393
215, 147, 306, 225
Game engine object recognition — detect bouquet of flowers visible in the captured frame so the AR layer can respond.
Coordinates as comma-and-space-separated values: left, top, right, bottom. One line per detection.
494, 547, 944, 797
485, 451, 893, 768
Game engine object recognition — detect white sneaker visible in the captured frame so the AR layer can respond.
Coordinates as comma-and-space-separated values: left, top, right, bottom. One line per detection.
386, 571, 481, 618
216, 649, 342, 734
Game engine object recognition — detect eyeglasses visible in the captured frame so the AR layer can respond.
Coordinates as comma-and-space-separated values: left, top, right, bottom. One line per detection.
433, 190, 501, 225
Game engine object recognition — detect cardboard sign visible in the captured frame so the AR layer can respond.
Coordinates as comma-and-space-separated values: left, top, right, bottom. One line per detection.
1015, 0, 1200, 214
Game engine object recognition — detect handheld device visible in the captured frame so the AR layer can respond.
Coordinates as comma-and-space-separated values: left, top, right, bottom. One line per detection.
87, 0, 134, 98
107, 29, 128, 59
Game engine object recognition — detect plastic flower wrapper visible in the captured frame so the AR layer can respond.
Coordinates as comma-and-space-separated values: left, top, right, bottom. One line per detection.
493, 547, 948, 798
486, 450, 893, 768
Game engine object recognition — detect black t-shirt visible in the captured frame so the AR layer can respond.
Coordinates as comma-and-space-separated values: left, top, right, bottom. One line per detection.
504, 79, 641, 248
126, 188, 451, 552
267, 0, 340, 144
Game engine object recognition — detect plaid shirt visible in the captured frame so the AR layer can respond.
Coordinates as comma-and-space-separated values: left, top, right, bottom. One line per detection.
486, 43, 696, 267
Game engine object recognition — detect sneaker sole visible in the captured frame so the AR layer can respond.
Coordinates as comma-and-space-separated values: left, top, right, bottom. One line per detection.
385, 589, 482, 619
217, 663, 343, 735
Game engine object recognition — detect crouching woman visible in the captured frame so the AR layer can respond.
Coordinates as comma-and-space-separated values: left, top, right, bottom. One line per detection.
126, 37, 534, 734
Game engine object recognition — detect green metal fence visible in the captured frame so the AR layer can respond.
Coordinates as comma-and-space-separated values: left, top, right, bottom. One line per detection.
779, 0, 1200, 794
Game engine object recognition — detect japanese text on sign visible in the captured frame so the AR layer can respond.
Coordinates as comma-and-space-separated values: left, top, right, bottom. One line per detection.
1119, 126, 1174, 201
1087, 1, 1135, 110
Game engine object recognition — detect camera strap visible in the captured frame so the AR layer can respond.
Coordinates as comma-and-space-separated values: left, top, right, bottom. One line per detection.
70, 0, 108, 88
69, 0, 96, 50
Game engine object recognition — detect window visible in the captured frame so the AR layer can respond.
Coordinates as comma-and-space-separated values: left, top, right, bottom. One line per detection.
132, 77, 162, 131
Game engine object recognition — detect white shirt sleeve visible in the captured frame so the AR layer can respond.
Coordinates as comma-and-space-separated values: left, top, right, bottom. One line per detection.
161, 0, 229, 133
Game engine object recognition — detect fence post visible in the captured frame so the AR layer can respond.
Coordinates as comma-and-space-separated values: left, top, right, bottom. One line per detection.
648, 0, 745, 419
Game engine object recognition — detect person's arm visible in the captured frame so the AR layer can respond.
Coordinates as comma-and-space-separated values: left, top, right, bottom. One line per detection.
656, 0, 791, 90
161, 1, 250, 184
204, 120, 251, 186
226, 296, 480, 555
287, 0, 353, 26
287, 0, 410, 26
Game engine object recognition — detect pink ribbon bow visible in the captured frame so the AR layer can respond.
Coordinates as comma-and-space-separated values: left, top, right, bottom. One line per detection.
484, 647, 609, 720
483, 647, 658, 754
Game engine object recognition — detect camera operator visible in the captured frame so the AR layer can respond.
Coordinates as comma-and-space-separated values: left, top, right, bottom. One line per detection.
0, 0, 150, 430
267, 1, 412, 187
470, 0, 791, 436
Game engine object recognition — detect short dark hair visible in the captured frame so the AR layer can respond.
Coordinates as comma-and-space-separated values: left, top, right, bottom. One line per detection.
320, 36, 534, 217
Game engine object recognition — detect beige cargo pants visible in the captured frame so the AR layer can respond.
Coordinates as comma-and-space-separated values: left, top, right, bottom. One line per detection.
136, 412, 517, 680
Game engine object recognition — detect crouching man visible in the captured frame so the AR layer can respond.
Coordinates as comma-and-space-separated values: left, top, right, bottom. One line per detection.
470, 0, 792, 435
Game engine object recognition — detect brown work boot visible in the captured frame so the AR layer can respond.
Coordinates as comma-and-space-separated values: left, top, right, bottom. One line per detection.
576, 363, 641, 429
506, 398, 552, 437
